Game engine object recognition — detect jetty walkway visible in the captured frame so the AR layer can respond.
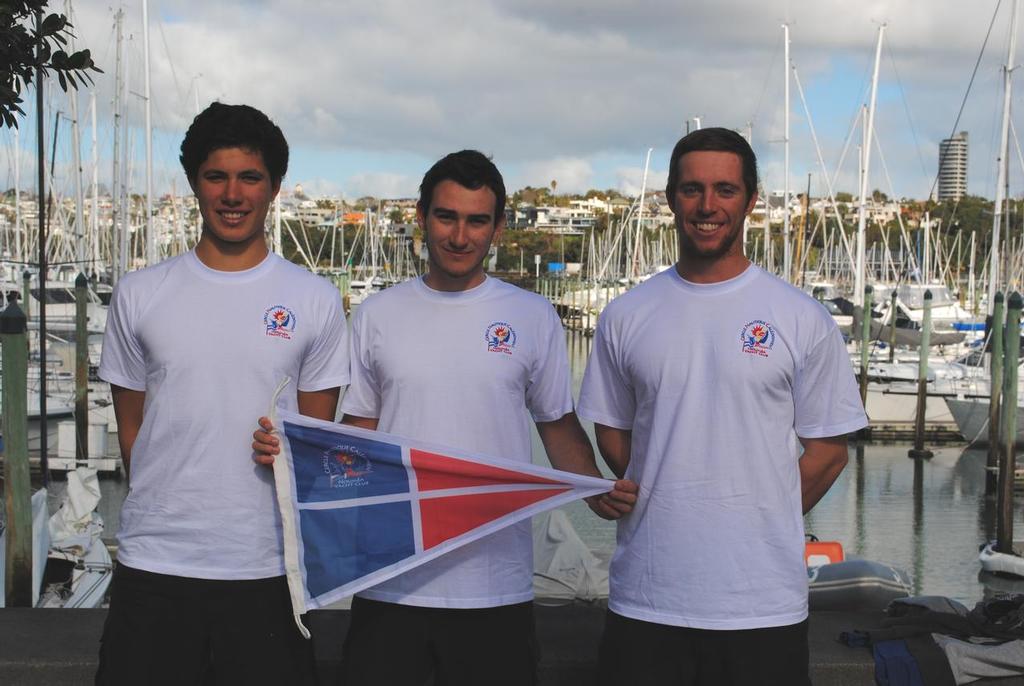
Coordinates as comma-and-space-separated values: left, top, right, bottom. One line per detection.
2, 605, 1021, 684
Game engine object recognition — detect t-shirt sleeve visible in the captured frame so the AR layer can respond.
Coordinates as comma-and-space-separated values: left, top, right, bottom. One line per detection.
577, 311, 635, 430
525, 306, 574, 423
338, 306, 381, 419
793, 325, 869, 438
98, 280, 147, 391
297, 288, 351, 392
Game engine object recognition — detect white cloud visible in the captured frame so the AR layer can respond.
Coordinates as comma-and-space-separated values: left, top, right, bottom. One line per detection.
515, 158, 594, 194
615, 166, 668, 197
28, 0, 1022, 199
343, 172, 419, 199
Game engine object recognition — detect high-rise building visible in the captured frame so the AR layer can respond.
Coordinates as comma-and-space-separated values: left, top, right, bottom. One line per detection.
938, 131, 968, 201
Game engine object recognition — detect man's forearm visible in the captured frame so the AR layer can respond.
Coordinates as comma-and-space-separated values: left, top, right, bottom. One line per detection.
799, 436, 849, 514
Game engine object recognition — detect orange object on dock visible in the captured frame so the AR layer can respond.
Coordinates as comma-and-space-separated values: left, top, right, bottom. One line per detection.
805, 540, 844, 567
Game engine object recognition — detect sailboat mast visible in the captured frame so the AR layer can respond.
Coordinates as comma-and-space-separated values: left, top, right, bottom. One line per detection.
630, 148, 653, 280
143, 0, 155, 266
111, 9, 124, 281
989, 0, 1019, 312
855, 24, 886, 306
783, 23, 792, 282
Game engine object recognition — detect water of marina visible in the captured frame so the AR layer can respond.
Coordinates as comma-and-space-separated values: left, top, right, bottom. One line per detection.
37, 332, 1024, 607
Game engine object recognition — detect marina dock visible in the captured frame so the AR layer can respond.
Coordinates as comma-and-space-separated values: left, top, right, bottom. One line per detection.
1, 604, 1022, 684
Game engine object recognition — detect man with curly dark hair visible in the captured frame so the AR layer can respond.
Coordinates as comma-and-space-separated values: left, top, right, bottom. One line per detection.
96, 103, 349, 685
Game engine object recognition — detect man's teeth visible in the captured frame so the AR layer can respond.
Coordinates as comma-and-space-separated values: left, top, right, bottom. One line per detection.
221, 211, 245, 219
695, 223, 719, 232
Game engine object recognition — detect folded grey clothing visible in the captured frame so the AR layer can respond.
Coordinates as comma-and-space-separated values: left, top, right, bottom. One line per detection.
932, 633, 1024, 685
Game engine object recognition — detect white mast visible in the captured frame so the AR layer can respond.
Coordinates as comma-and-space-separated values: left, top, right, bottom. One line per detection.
923, 211, 931, 283
782, 23, 792, 282
630, 148, 653, 279
90, 92, 99, 275
67, 0, 86, 270
70, 88, 86, 269
143, 0, 155, 266
112, 9, 124, 281
273, 196, 282, 256
14, 129, 21, 263
988, 0, 1020, 311
855, 24, 886, 306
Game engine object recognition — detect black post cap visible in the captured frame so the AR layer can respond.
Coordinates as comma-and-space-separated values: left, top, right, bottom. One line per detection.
996, 291, 1005, 303
924, 289, 932, 300
0, 302, 27, 334
75, 272, 88, 288
1010, 292, 1023, 309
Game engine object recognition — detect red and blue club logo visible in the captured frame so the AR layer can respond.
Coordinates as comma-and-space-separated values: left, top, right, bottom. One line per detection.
740, 319, 776, 357
322, 444, 372, 488
264, 305, 297, 339
485, 321, 517, 354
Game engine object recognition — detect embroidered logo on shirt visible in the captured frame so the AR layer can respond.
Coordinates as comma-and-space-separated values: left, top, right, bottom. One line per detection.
485, 322, 517, 354
322, 445, 373, 488
740, 320, 776, 357
264, 305, 297, 339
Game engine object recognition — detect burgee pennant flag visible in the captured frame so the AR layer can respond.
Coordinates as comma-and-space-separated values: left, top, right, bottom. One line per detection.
269, 401, 612, 637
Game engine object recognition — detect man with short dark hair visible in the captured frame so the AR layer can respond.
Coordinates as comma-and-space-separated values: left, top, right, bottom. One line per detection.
96, 102, 349, 685
255, 149, 637, 685
578, 127, 867, 685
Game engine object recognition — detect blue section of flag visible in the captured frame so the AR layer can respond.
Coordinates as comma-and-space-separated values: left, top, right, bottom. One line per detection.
284, 421, 408, 503
299, 502, 416, 599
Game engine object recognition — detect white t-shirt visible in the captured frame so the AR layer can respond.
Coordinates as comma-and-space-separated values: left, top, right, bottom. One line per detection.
578, 264, 867, 630
341, 275, 573, 608
99, 250, 350, 580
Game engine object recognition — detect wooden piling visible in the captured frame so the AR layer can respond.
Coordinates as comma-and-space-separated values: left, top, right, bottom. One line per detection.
21, 271, 30, 321
988, 292, 1005, 497
997, 292, 1022, 554
1, 302, 32, 607
888, 290, 898, 364
75, 273, 89, 465
859, 286, 873, 407
908, 290, 934, 459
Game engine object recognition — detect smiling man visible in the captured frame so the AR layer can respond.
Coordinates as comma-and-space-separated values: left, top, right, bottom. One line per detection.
95, 103, 349, 685
254, 149, 636, 685
577, 128, 868, 685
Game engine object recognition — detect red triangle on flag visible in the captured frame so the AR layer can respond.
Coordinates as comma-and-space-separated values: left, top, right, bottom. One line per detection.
411, 449, 567, 491
419, 488, 571, 550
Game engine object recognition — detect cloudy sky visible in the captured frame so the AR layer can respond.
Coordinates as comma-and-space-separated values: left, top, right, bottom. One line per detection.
3, 0, 1022, 202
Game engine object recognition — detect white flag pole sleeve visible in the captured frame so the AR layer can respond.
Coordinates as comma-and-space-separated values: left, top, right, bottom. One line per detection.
267, 377, 312, 640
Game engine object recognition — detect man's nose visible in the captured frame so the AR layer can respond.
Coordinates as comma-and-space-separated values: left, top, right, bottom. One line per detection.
699, 193, 716, 214
450, 220, 470, 244
222, 178, 242, 204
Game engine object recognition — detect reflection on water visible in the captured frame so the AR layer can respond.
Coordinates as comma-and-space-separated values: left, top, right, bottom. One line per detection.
37, 332, 1024, 606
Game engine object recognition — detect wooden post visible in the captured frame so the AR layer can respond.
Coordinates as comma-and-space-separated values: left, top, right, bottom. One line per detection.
21, 270, 30, 320
908, 290, 934, 459
75, 273, 89, 465
888, 290, 898, 363
859, 285, 873, 407
997, 292, 1022, 554
988, 292, 1005, 497
2, 302, 32, 607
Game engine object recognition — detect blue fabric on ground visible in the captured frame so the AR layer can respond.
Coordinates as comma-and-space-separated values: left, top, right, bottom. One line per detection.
875, 639, 924, 686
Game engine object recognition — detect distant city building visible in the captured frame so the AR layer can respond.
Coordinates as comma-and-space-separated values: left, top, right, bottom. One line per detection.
938, 131, 968, 201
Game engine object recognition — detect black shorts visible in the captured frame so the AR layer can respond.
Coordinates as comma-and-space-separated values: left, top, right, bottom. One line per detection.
598, 610, 811, 686
95, 563, 317, 686
340, 596, 538, 686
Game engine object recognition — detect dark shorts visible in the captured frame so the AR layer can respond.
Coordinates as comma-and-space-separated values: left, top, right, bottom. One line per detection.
95, 563, 317, 686
598, 610, 811, 686
340, 596, 538, 686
